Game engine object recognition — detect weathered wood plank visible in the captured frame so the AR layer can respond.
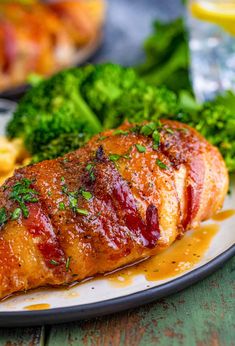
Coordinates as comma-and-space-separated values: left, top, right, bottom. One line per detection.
47, 256, 235, 346
0, 326, 44, 346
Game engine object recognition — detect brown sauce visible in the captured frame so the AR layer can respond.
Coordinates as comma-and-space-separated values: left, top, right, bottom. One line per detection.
212, 209, 235, 221
24, 303, 51, 310
107, 224, 219, 287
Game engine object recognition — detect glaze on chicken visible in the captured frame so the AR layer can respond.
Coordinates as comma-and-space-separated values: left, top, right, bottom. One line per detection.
0, 120, 228, 299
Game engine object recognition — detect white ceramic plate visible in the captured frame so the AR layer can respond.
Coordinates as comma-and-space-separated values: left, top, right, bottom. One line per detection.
0, 109, 234, 327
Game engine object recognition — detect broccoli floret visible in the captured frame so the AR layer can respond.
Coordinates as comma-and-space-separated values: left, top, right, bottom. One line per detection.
31, 132, 91, 163
136, 18, 191, 94
7, 66, 102, 147
80, 63, 141, 123
166, 100, 235, 173
108, 85, 178, 128
81, 63, 178, 129
8, 63, 179, 156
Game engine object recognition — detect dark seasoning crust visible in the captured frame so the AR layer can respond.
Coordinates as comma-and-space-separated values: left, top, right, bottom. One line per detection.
0, 120, 228, 298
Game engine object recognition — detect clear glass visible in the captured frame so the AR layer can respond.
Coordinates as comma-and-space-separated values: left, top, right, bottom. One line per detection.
186, 0, 235, 102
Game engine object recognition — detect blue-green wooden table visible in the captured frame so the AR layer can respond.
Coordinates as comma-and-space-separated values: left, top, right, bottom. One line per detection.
1, 1, 234, 344
0, 256, 234, 345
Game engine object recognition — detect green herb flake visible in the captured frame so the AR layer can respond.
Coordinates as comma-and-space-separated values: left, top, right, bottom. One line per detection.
59, 202, 65, 211
81, 190, 93, 201
68, 192, 78, 212
86, 163, 93, 172
177, 128, 188, 134
152, 130, 160, 150
47, 190, 52, 197
140, 122, 156, 136
0, 207, 8, 226
9, 178, 39, 219
98, 135, 108, 141
85, 163, 95, 182
156, 159, 168, 170
11, 208, 21, 221
76, 208, 89, 216
113, 129, 129, 136
61, 185, 68, 194
166, 128, 174, 134
135, 144, 146, 153
109, 154, 121, 162
50, 259, 59, 266
66, 257, 71, 271
61, 176, 65, 182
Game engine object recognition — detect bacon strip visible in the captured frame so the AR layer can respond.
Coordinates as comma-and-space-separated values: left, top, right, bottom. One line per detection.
0, 120, 228, 299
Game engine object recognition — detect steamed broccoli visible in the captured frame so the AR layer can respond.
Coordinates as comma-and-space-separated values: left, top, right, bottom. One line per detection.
7, 62, 235, 172
166, 95, 235, 172
7, 66, 102, 152
80, 63, 140, 123
136, 18, 191, 94
81, 63, 179, 129
24, 105, 93, 154
31, 132, 91, 163
8, 63, 179, 156
104, 85, 178, 128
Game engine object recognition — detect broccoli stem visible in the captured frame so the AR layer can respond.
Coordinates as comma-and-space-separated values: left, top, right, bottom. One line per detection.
72, 92, 102, 133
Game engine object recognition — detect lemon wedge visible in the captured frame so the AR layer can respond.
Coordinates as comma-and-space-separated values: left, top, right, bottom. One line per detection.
190, 1, 235, 35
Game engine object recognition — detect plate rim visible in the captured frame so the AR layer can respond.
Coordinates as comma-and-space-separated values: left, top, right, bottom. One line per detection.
0, 243, 234, 327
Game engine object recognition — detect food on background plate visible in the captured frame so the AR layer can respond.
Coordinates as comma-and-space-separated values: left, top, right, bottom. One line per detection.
0, 0, 105, 92
0, 120, 228, 299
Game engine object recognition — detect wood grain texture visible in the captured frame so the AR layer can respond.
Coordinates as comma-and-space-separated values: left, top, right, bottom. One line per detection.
0, 257, 234, 346
47, 256, 235, 346
0, 326, 44, 346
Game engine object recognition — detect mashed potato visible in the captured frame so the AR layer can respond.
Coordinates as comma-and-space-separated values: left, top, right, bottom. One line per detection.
0, 137, 30, 185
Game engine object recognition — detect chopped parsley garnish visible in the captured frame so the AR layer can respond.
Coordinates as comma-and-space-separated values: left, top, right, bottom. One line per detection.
76, 208, 89, 216
81, 190, 93, 201
47, 190, 52, 197
68, 192, 78, 212
109, 154, 121, 162
140, 122, 156, 136
61, 177, 65, 182
9, 178, 39, 218
113, 129, 129, 136
133, 122, 162, 151
122, 154, 131, 159
152, 130, 160, 150
86, 163, 95, 182
11, 208, 21, 221
135, 144, 146, 153
0, 207, 8, 227
177, 127, 188, 134
156, 159, 168, 170
166, 128, 174, 134
62, 184, 68, 194
61, 185, 89, 216
58, 202, 65, 211
86, 163, 93, 171
66, 257, 71, 271
98, 135, 108, 141
50, 259, 59, 266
